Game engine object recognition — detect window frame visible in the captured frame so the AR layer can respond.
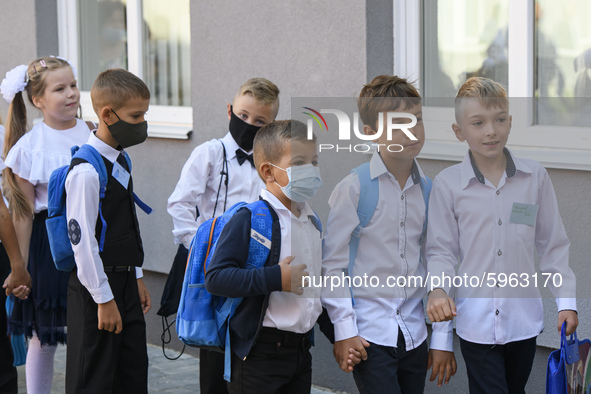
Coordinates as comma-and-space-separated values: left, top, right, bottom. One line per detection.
57, 0, 192, 140
394, 0, 591, 171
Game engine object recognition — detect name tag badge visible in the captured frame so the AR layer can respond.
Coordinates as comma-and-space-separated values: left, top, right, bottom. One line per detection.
510, 202, 538, 226
112, 161, 130, 189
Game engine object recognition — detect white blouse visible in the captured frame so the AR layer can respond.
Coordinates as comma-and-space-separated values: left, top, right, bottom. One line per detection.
4, 119, 90, 213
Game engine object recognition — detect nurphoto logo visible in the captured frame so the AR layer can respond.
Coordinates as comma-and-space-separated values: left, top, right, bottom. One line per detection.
302, 107, 417, 153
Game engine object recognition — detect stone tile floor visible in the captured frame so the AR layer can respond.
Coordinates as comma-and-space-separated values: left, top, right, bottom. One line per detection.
17, 344, 338, 393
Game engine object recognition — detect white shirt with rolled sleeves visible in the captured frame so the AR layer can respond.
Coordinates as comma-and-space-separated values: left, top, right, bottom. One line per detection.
260, 189, 323, 334
65, 133, 143, 304
321, 152, 453, 352
426, 149, 577, 345
167, 132, 264, 249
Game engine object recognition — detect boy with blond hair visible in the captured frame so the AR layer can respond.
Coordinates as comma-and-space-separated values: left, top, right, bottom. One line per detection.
168, 78, 279, 393
427, 77, 578, 393
322, 75, 456, 393
206, 120, 323, 393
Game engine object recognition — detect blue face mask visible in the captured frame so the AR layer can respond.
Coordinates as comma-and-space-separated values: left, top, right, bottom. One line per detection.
270, 163, 322, 202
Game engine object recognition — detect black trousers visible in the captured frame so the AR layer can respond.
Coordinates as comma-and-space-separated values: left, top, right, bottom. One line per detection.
0, 244, 18, 394
200, 349, 229, 394
459, 336, 537, 394
227, 327, 313, 394
352, 328, 428, 394
66, 269, 148, 394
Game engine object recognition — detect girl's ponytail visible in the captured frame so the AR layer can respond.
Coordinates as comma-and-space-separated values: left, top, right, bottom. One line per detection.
3, 90, 33, 218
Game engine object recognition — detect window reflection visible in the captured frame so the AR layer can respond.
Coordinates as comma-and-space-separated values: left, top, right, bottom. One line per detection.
143, 0, 191, 106
422, 0, 509, 106
536, 0, 591, 126
79, 0, 128, 91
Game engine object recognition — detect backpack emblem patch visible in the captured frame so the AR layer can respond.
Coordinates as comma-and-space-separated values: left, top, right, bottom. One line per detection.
68, 219, 81, 245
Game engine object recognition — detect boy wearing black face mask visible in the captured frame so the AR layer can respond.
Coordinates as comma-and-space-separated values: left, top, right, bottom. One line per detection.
167, 78, 279, 394
64, 69, 152, 393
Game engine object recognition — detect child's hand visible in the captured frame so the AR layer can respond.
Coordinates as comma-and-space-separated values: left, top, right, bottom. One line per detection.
137, 278, 151, 314
333, 336, 370, 373
558, 310, 579, 336
428, 349, 457, 387
346, 338, 370, 371
3, 265, 31, 298
9, 285, 30, 300
279, 256, 309, 295
98, 299, 123, 334
427, 288, 457, 322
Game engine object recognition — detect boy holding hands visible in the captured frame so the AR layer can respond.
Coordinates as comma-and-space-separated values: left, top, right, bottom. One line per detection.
206, 120, 323, 393
321, 75, 456, 393
427, 77, 578, 393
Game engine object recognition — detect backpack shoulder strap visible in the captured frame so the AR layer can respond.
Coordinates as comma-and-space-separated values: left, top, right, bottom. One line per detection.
71, 144, 109, 251
308, 210, 323, 236
72, 145, 109, 190
244, 200, 274, 269
349, 162, 379, 276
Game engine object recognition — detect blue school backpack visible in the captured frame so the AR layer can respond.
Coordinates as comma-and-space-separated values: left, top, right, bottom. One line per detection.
347, 162, 432, 301
176, 200, 273, 381
45, 144, 152, 271
176, 199, 322, 381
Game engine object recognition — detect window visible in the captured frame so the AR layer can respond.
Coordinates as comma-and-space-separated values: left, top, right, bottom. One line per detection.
58, 0, 192, 139
395, 0, 591, 170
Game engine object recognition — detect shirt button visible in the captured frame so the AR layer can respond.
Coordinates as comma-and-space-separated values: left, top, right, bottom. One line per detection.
498, 219, 502, 225
401, 195, 404, 200
400, 222, 404, 227
497, 249, 502, 256
277, 342, 282, 347
495, 310, 500, 315
400, 254, 405, 259
496, 190, 500, 195
396, 309, 400, 315
308, 302, 313, 307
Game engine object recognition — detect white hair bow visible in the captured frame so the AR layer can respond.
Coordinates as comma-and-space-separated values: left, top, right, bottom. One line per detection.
0, 64, 29, 104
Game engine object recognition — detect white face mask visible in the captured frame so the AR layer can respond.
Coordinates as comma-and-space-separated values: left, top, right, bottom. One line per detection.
269, 163, 322, 202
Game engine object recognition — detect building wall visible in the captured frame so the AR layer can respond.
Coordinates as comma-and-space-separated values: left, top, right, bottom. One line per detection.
133, 0, 367, 273
0, 0, 38, 123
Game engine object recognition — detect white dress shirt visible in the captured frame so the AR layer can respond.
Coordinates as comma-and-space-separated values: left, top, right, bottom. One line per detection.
4, 119, 90, 213
167, 132, 264, 248
426, 149, 576, 345
322, 152, 453, 351
65, 133, 143, 304
260, 189, 323, 334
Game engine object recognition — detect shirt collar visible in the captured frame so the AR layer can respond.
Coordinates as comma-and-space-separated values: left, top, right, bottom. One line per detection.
260, 189, 289, 213
461, 147, 531, 188
260, 189, 313, 222
86, 132, 121, 163
369, 151, 423, 185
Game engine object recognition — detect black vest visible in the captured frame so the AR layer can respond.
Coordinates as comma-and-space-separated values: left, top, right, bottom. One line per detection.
71, 155, 144, 267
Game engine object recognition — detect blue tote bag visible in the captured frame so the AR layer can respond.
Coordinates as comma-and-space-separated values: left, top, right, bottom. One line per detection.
547, 322, 591, 393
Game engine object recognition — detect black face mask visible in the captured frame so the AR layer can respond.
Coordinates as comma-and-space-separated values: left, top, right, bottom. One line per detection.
229, 106, 262, 151
106, 109, 148, 148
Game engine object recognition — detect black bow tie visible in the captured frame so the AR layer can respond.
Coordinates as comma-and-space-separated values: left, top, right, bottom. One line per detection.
236, 149, 255, 167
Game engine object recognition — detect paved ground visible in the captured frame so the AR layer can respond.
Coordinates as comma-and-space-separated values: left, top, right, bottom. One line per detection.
16, 344, 338, 393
